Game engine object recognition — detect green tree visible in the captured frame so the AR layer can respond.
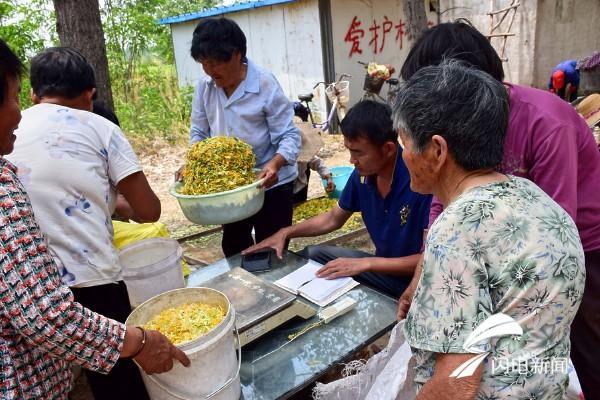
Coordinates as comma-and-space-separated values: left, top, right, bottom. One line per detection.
0, 0, 54, 59
99, 0, 214, 141
102, 0, 215, 100
0, 0, 55, 107
2, 0, 216, 142
53, 0, 114, 108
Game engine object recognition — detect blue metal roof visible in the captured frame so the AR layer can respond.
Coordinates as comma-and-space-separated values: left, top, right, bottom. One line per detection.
158, 0, 299, 25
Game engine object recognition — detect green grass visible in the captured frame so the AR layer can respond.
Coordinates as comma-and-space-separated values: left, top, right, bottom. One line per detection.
113, 63, 193, 144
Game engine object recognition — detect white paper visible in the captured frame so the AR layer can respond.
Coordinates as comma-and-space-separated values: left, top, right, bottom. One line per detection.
274, 260, 359, 306
273, 260, 322, 293
299, 276, 355, 305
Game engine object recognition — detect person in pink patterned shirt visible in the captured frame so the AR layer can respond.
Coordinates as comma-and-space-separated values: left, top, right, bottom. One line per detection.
395, 21, 600, 398
0, 39, 189, 399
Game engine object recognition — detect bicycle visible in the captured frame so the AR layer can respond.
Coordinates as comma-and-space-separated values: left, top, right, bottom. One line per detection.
294, 74, 352, 132
358, 61, 400, 106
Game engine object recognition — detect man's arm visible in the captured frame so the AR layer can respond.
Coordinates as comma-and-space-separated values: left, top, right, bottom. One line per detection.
398, 228, 429, 319
117, 172, 161, 223
242, 205, 352, 258
417, 353, 483, 400
315, 253, 420, 279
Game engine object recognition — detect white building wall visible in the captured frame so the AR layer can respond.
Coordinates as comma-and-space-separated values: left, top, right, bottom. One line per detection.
168, 0, 324, 108
533, 0, 600, 89
329, 0, 438, 106
438, 0, 539, 86
170, 20, 201, 86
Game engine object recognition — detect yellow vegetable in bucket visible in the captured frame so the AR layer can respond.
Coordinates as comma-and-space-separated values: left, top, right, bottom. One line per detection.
143, 303, 226, 345
181, 136, 256, 195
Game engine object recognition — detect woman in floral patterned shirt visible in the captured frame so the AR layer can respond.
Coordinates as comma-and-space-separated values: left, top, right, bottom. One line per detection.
393, 60, 585, 399
0, 40, 189, 399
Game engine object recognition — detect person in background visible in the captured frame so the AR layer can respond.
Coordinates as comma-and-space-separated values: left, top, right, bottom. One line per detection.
182, 17, 301, 257
548, 59, 579, 102
8, 47, 161, 400
397, 20, 600, 398
293, 128, 334, 203
294, 154, 334, 204
244, 100, 432, 298
396, 58, 584, 400
0, 39, 188, 400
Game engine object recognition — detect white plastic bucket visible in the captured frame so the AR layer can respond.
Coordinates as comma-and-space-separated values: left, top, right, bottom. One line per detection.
119, 238, 185, 308
126, 288, 241, 400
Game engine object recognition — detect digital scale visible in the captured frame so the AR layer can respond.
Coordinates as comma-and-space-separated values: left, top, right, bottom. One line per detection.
200, 267, 316, 346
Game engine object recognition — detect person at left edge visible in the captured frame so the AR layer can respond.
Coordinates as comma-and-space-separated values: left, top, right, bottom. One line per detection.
179, 17, 301, 258
0, 39, 188, 400
8, 47, 158, 400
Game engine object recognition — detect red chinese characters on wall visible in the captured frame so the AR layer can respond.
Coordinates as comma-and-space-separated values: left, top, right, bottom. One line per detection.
344, 16, 365, 57
344, 16, 436, 58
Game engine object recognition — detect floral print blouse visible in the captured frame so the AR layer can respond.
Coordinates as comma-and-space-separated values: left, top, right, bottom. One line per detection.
405, 176, 585, 399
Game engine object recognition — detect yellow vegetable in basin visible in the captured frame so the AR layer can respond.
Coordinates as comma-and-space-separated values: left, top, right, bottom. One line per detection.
143, 302, 226, 345
181, 136, 256, 195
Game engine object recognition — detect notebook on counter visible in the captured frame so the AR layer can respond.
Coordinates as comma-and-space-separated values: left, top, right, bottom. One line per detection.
274, 260, 359, 307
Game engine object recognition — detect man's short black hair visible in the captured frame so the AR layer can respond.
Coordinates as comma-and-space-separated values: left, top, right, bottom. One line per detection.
401, 20, 505, 82
190, 17, 247, 62
30, 47, 96, 99
341, 100, 398, 147
0, 39, 25, 106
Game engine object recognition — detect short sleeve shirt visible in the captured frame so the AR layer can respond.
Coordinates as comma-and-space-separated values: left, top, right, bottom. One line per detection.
338, 149, 432, 257
8, 103, 142, 287
405, 176, 585, 399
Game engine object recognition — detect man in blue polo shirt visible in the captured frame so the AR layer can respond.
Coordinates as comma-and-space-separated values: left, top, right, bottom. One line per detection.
242, 100, 432, 298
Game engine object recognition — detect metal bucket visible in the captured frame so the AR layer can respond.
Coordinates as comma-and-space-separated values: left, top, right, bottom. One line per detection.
126, 288, 241, 400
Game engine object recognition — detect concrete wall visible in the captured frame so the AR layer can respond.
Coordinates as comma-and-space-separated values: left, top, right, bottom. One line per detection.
439, 0, 539, 86
533, 0, 600, 89
169, 0, 325, 107
329, 0, 438, 105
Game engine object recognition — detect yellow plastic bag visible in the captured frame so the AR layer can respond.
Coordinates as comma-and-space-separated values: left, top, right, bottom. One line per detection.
112, 221, 191, 277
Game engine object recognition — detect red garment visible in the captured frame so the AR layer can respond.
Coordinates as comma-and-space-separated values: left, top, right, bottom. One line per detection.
551, 70, 565, 91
